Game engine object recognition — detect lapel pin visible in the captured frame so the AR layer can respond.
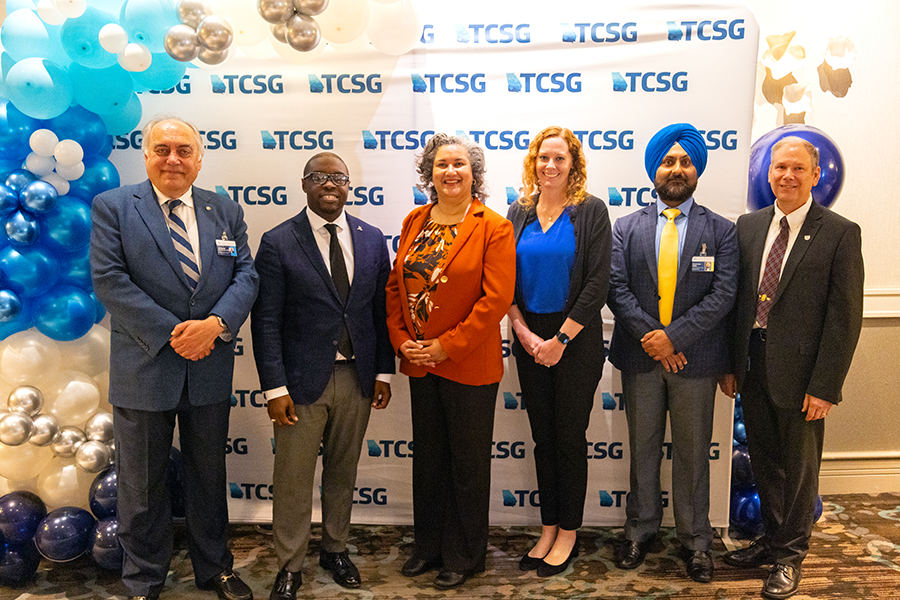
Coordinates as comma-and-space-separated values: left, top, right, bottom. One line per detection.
357, 226, 362, 231
206, 206, 211, 211
804, 235, 810, 240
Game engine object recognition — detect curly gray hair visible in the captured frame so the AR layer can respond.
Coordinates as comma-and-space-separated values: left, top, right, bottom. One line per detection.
415, 133, 487, 203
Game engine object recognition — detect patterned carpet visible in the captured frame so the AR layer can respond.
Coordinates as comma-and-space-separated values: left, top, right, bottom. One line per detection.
3, 493, 899, 600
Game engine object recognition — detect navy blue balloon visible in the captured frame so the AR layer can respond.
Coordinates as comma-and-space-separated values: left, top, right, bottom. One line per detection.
68, 155, 120, 202
748, 125, 845, 211
34, 506, 96, 562
19, 180, 58, 214
89, 466, 117, 519
0, 491, 47, 544
88, 516, 121, 570
4, 169, 37, 194
4, 210, 40, 246
0, 289, 23, 322
0, 101, 41, 161
814, 495, 824, 522
730, 488, 764, 536
39, 195, 92, 255
169, 447, 185, 519
733, 419, 747, 445
0, 184, 20, 217
731, 444, 754, 492
34, 284, 96, 341
46, 106, 109, 157
0, 540, 41, 585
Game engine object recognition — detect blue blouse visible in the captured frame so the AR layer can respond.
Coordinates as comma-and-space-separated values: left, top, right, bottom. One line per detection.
516, 208, 576, 313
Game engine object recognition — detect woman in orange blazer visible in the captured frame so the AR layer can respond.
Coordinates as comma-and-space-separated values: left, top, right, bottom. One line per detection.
386, 133, 515, 589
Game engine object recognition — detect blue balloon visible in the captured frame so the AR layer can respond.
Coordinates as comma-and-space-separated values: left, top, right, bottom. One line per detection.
91, 292, 106, 323
119, 0, 179, 54
46, 106, 109, 157
34, 506, 96, 562
68, 154, 120, 201
99, 135, 114, 158
88, 516, 122, 570
39, 195, 92, 255
748, 125, 846, 210
0, 491, 47, 544
70, 63, 134, 116
730, 488, 764, 536
99, 92, 142, 137
733, 403, 744, 422
5, 58, 75, 120
4, 169, 37, 194
131, 52, 187, 92
34, 284, 96, 341
814, 495, 824, 523
0, 9, 70, 65
0, 540, 42, 585
20, 180, 58, 214
88, 0, 127, 13
0, 296, 34, 339
7, 0, 38, 11
0, 245, 59, 298
733, 419, 747, 445
0, 289, 24, 321
57, 245, 92, 291
0, 101, 41, 161
60, 6, 119, 68
89, 466, 117, 519
4, 210, 40, 246
0, 184, 20, 217
731, 444, 754, 492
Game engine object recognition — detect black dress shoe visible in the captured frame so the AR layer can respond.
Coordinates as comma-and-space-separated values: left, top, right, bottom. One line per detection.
723, 539, 774, 568
209, 569, 253, 600
518, 552, 546, 571
129, 596, 159, 600
615, 539, 652, 570
270, 569, 301, 600
401, 556, 441, 577
683, 550, 714, 583
319, 550, 361, 588
762, 563, 801, 599
536, 540, 579, 577
433, 570, 468, 589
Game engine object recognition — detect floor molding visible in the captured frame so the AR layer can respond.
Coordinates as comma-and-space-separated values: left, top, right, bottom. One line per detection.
819, 454, 900, 494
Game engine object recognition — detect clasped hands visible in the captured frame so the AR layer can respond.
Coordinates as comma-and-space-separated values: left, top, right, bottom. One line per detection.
170, 315, 222, 361
517, 328, 564, 368
641, 329, 686, 373
399, 338, 449, 368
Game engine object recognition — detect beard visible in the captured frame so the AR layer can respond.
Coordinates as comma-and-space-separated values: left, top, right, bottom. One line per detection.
655, 173, 697, 205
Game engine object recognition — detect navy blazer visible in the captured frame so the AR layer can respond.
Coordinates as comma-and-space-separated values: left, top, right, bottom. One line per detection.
90, 180, 259, 411
607, 201, 738, 378
251, 208, 395, 405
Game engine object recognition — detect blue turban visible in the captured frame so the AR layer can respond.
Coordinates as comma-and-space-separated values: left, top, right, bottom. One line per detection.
644, 123, 708, 181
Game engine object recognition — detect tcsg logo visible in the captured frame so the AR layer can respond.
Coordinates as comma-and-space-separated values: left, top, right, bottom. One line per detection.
229, 482, 273, 500
456, 24, 530, 43
261, 131, 333, 150
503, 490, 540, 507
561, 22, 638, 43
211, 75, 283, 94
507, 73, 581, 93
112, 130, 236, 151
411, 73, 485, 94
667, 19, 745, 41
217, 186, 287, 206
367, 439, 413, 458
309, 74, 382, 94
612, 72, 688, 93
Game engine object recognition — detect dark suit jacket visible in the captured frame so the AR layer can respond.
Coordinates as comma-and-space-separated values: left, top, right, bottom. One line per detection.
730, 201, 864, 407
251, 208, 395, 405
90, 180, 259, 411
608, 201, 738, 378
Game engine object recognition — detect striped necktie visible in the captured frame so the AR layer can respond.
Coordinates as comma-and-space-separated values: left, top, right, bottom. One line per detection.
166, 198, 199, 289
658, 207, 681, 326
756, 216, 790, 328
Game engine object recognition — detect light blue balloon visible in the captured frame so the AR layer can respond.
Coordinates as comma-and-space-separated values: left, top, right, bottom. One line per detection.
40, 196, 92, 255
0, 10, 70, 66
99, 92, 142, 137
6, 0, 37, 11
4, 169, 37, 194
20, 180, 59, 214
70, 63, 134, 116
5, 58, 75, 120
0, 289, 24, 322
46, 106, 109, 157
0, 245, 59, 298
60, 7, 120, 69
120, 0, 179, 54
4, 210, 40, 246
88, 0, 127, 16
0, 100, 40, 160
69, 155, 120, 201
130, 52, 187, 92
34, 284, 96, 341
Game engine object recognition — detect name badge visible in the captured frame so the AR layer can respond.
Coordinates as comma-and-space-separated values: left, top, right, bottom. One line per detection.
216, 238, 237, 256
692, 255, 714, 272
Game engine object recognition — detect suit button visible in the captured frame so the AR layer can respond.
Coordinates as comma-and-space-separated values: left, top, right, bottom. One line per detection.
332, 340, 338, 346
440, 276, 448, 283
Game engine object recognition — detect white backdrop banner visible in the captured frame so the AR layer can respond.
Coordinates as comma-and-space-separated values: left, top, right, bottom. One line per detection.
111, 0, 759, 527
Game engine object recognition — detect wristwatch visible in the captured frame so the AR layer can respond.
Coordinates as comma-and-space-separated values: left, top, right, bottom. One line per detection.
214, 315, 232, 342
555, 331, 570, 345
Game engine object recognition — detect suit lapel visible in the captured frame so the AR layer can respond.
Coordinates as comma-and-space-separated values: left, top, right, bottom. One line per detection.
291, 208, 342, 305
677, 204, 706, 285
441, 200, 482, 272
640, 206, 659, 288
194, 188, 217, 293
134, 181, 194, 291
775, 202, 823, 300
346, 214, 368, 304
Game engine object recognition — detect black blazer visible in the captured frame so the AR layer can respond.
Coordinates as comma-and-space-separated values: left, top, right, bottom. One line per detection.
730, 201, 864, 407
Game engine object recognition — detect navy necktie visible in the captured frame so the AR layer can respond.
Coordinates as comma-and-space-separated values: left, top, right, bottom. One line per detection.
325, 223, 352, 358
166, 199, 199, 289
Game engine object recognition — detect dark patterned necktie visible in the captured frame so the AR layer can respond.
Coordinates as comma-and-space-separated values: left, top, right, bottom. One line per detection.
166, 199, 199, 290
325, 223, 353, 358
756, 216, 789, 328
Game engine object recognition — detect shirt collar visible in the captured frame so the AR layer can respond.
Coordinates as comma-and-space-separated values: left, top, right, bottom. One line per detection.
306, 207, 349, 234
154, 184, 194, 209
774, 196, 812, 232
656, 196, 693, 218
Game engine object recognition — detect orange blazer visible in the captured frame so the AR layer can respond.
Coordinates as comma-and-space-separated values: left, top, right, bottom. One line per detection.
386, 199, 516, 386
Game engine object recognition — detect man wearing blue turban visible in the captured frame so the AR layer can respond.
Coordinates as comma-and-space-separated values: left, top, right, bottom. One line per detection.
608, 123, 738, 584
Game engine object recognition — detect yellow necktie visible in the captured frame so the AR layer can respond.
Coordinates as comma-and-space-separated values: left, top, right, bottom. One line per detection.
658, 208, 681, 326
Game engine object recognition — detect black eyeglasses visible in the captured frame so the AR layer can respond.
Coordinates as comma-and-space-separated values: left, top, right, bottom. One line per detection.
304, 172, 350, 185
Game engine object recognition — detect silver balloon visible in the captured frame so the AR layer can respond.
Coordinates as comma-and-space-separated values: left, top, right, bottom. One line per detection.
197, 15, 234, 52
177, 0, 212, 28
257, 0, 294, 24
51, 425, 87, 458
107, 439, 115, 463
293, 0, 328, 17
197, 47, 229, 65
85, 411, 114, 443
270, 22, 288, 44
165, 24, 202, 62
285, 14, 321, 52
75, 440, 112, 473
30, 413, 61, 446
0, 412, 34, 446
8, 385, 44, 416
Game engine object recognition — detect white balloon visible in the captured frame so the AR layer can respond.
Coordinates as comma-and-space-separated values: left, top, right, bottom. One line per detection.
54, 139, 84, 166
217, 0, 269, 47
36, 0, 67, 25
30, 129, 59, 157
25, 152, 57, 176
327, 31, 368, 53
43, 371, 101, 427
99, 23, 129, 53
316, 0, 369, 44
0, 442, 54, 480
54, 0, 87, 18
0, 330, 62, 387
365, 0, 420, 55
55, 161, 85, 181
36, 457, 94, 511
119, 42, 153, 72
42, 173, 70, 195
58, 324, 110, 377
369, 0, 398, 4
237, 37, 277, 59
270, 33, 326, 63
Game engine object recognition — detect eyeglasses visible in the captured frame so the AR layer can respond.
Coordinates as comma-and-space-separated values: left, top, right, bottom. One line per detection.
304, 172, 350, 185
